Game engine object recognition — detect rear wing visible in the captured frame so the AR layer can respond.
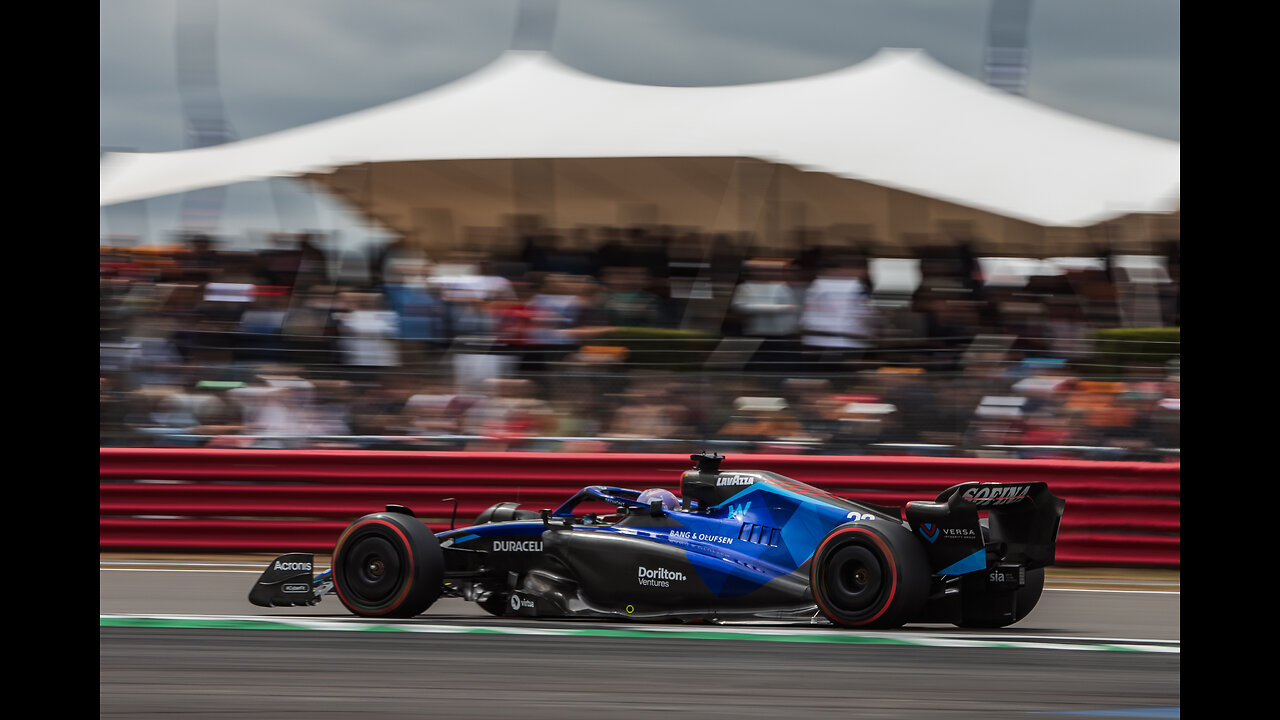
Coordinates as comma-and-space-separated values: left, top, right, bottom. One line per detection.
905, 482, 1065, 574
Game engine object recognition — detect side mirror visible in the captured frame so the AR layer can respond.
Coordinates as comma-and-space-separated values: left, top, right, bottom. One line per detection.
650, 499, 665, 517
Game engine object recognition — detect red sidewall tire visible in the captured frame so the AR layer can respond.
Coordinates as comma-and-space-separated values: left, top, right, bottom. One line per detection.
811, 522, 929, 629
332, 513, 443, 618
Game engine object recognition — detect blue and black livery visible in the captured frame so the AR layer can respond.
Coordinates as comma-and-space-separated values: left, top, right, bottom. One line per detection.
250, 452, 1065, 629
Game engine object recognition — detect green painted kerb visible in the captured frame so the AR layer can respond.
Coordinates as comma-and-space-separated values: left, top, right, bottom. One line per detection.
99, 615, 1178, 654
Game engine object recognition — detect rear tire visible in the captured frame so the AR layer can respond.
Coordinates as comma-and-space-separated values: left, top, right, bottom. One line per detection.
810, 522, 929, 629
332, 511, 443, 618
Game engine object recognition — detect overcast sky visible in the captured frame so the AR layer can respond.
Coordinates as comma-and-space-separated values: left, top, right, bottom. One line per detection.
100, 0, 1179, 249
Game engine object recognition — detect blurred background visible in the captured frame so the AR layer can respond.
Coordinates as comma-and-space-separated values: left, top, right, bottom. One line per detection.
100, 0, 1179, 460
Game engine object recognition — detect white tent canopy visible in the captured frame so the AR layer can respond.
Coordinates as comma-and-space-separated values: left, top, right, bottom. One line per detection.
100, 48, 1179, 253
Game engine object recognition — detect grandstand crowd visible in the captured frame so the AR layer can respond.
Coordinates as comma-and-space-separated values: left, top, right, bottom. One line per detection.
99, 225, 1180, 460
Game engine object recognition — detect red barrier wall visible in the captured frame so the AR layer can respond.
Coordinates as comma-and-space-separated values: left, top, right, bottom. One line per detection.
99, 449, 1180, 568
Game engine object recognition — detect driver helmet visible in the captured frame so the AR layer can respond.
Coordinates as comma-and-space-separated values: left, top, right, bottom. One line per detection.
637, 488, 679, 512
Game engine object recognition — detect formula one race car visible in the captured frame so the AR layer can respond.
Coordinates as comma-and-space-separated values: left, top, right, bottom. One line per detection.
250, 453, 1065, 629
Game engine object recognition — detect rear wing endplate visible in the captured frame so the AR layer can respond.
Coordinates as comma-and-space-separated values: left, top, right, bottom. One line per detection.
942, 481, 1065, 569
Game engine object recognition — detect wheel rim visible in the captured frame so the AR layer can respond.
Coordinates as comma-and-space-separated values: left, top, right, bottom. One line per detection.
824, 545, 884, 614
341, 535, 403, 606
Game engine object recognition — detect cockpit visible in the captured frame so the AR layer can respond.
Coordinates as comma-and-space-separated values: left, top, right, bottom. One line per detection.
542, 453, 731, 527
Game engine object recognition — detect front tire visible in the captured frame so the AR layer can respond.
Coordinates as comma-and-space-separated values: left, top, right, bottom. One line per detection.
810, 522, 929, 629
331, 511, 443, 618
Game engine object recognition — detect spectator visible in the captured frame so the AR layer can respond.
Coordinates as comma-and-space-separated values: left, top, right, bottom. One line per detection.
403, 380, 474, 437
1151, 363, 1180, 453
261, 232, 304, 288
599, 266, 663, 327
917, 382, 976, 450
828, 394, 899, 454
186, 380, 246, 442
800, 255, 876, 375
100, 376, 131, 446
281, 285, 342, 368
1099, 389, 1159, 459
1043, 295, 1092, 359
1064, 380, 1126, 440
872, 367, 934, 445
236, 290, 290, 364
489, 280, 538, 359
127, 316, 188, 387
730, 259, 803, 373
429, 254, 521, 389
592, 226, 631, 276
462, 378, 558, 450
1010, 357, 1076, 416
179, 232, 222, 285
552, 228, 597, 277
430, 252, 517, 306
98, 221, 1177, 457
340, 375, 422, 447
522, 273, 587, 370
716, 395, 809, 449
200, 277, 257, 327
335, 291, 401, 370
604, 375, 693, 450
557, 343, 631, 419
227, 376, 314, 448
302, 379, 355, 445
966, 393, 1027, 455
781, 378, 842, 443
708, 233, 745, 293
382, 260, 450, 370
1018, 410, 1072, 455
294, 232, 332, 291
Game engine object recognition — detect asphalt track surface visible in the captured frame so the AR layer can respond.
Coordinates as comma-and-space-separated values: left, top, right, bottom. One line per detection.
101, 557, 1180, 719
